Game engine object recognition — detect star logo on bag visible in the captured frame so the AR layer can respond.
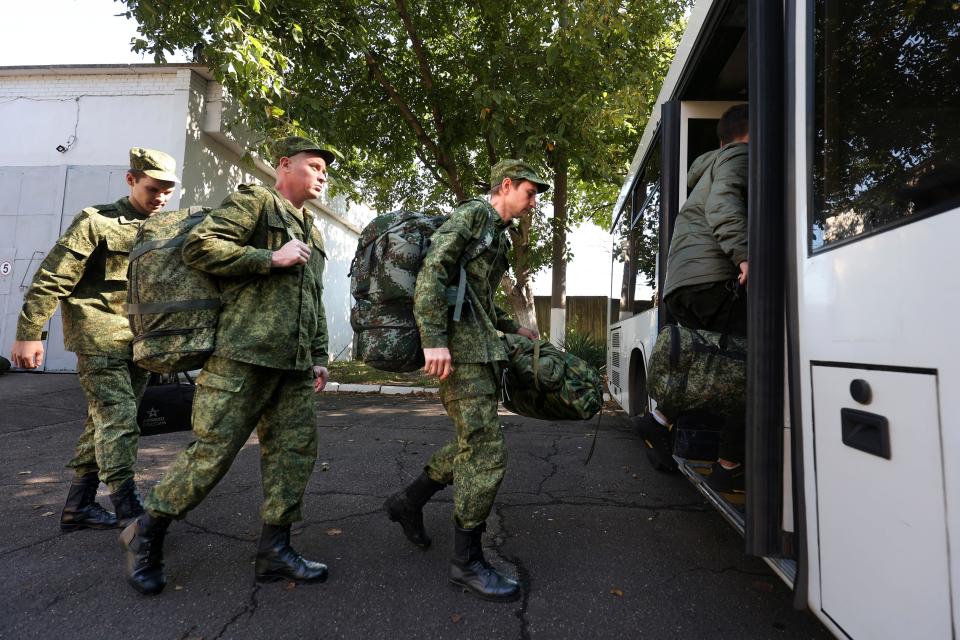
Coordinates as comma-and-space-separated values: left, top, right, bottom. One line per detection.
147, 408, 160, 418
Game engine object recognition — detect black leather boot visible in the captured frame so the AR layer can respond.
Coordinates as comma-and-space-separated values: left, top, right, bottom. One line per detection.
119, 511, 171, 595
255, 524, 328, 584
384, 471, 446, 549
109, 478, 145, 528
449, 523, 520, 602
60, 471, 117, 531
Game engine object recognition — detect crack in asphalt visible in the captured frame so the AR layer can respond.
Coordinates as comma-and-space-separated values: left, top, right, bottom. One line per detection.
42, 577, 99, 609
657, 564, 772, 587
177, 624, 200, 640
526, 434, 561, 496
490, 503, 529, 640
0, 417, 85, 437
499, 494, 712, 514
393, 439, 417, 485
0, 532, 64, 559
303, 505, 390, 527
212, 583, 261, 639
180, 519, 258, 543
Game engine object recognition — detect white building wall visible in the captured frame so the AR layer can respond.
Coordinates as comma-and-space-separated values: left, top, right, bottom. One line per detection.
0, 65, 360, 371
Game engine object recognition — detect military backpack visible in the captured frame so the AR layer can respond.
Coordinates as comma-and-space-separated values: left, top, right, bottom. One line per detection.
499, 333, 604, 421
646, 324, 747, 420
127, 206, 220, 373
349, 206, 495, 372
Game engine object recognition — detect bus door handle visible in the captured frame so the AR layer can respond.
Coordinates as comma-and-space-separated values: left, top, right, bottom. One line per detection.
840, 408, 891, 460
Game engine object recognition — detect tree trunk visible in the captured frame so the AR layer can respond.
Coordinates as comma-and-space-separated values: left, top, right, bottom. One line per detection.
501, 273, 539, 331
549, 152, 569, 346
503, 215, 540, 333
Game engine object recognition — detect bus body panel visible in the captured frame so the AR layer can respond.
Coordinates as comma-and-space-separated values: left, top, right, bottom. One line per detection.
792, 3, 959, 633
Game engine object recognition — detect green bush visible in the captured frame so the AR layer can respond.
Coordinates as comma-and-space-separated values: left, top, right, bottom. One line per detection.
559, 328, 606, 373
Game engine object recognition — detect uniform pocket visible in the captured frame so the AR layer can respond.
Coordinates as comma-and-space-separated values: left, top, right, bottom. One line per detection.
267, 210, 293, 249
196, 369, 244, 393
103, 233, 134, 282
440, 363, 497, 401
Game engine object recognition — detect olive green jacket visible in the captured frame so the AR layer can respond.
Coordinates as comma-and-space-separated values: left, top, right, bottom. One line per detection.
663, 142, 748, 298
16, 197, 147, 358
415, 198, 519, 363
182, 184, 328, 371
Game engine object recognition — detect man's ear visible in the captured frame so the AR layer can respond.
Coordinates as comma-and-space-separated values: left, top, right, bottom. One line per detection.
125, 171, 136, 187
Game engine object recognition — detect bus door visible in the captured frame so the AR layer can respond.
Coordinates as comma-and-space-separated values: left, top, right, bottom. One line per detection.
662, 101, 755, 526
794, 2, 959, 637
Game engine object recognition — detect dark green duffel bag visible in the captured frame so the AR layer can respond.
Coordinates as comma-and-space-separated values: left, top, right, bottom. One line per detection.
646, 324, 747, 420
500, 333, 603, 421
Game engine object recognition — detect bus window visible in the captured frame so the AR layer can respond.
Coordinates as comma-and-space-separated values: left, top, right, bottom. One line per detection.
812, 1, 960, 251
612, 142, 661, 320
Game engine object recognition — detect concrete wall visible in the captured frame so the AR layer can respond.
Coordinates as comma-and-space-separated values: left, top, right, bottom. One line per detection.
0, 64, 361, 371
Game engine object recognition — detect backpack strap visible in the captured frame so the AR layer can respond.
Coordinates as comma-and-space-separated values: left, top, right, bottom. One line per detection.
128, 207, 212, 263
532, 339, 542, 392
450, 205, 499, 322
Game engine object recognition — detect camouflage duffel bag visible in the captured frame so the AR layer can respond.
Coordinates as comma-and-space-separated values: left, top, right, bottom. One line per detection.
127, 206, 219, 373
646, 324, 747, 419
500, 333, 603, 421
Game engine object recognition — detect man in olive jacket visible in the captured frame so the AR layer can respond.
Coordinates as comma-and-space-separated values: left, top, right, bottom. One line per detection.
384, 159, 548, 602
120, 137, 333, 595
11, 148, 177, 530
661, 104, 749, 491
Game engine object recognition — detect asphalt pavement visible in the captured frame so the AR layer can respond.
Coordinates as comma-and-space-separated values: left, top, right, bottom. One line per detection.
0, 371, 832, 639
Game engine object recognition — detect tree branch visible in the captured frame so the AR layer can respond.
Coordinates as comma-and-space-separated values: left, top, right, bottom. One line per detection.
364, 49, 465, 199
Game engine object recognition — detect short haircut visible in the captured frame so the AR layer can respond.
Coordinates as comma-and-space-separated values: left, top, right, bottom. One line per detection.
128, 169, 147, 182
717, 104, 749, 145
488, 177, 535, 197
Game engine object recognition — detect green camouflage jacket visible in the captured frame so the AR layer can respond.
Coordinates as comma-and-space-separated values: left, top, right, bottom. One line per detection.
415, 198, 519, 363
182, 184, 328, 371
663, 142, 748, 298
16, 197, 147, 358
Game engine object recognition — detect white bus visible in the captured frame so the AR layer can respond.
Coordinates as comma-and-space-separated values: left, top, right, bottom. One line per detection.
607, 1, 959, 638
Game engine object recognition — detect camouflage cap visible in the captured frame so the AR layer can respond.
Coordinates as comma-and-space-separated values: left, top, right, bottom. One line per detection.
270, 136, 337, 166
490, 159, 551, 194
129, 147, 179, 183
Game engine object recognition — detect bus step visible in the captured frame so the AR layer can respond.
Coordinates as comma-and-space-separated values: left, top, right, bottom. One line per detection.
675, 457, 746, 535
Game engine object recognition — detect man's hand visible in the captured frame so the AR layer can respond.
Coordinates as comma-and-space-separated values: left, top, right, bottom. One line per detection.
516, 327, 539, 340
313, 365, 329, 393
11, 340, 44, 369
271, 239, 311, 268
738, 261, 748, 287
423, 347, 453, 381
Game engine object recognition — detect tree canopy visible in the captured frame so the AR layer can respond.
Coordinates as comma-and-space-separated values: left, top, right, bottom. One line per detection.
121, 0, 687, 323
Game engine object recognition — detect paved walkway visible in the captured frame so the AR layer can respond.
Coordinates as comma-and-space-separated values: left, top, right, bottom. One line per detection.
0, 371, 830, 640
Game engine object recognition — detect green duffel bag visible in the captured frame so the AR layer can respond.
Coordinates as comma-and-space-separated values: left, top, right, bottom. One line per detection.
127, 206, 219, 373
646, 324, 747, 420
500, 333, 603, 421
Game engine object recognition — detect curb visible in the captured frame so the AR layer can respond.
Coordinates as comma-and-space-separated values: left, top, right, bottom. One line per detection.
324, 382, 611, 402
324, 382, 439, 395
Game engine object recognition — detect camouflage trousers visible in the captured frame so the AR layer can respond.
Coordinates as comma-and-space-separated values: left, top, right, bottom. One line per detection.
425, 363, 505, 530
69, 354, 150, 492
145, 356, 317, 525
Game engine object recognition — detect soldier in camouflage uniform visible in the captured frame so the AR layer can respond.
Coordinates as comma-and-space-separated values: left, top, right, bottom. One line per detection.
385, 159, 550, 602
11, 148, 179, 531
120, 137, 334, 596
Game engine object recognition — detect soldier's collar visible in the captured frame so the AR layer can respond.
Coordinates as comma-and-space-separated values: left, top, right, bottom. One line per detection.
115, 196, 150, 221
